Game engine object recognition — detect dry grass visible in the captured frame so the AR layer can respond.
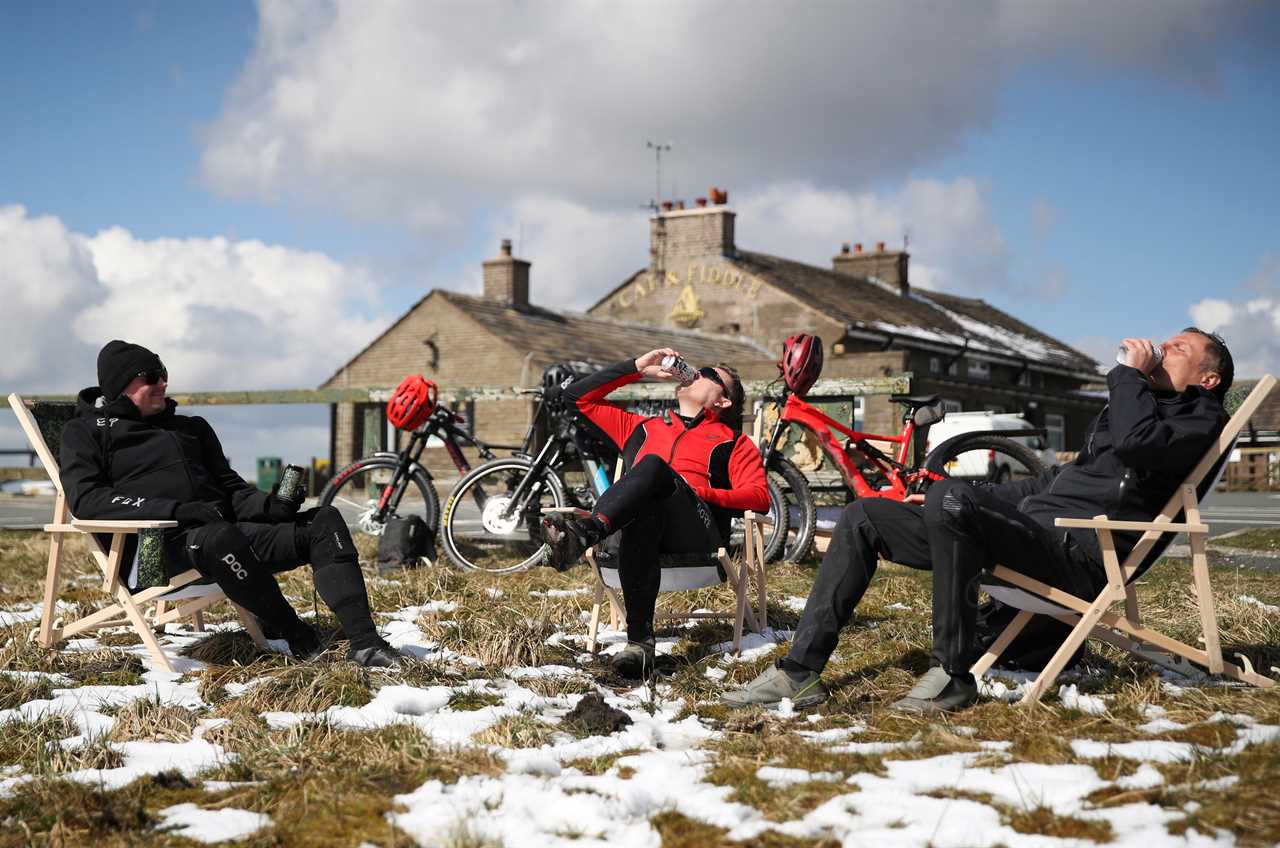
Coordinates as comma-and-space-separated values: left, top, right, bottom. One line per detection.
1, 524, 1278, 845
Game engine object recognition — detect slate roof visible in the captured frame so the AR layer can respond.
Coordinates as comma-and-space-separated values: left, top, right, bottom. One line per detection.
437, 291, 771, 370
731, 251, 1100, 376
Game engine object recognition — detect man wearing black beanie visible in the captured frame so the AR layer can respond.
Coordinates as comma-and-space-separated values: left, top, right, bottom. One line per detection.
59, 339, 408, 669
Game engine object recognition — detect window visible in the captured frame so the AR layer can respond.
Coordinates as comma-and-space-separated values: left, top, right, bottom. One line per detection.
942, 399, 963, 414
1044, 414, 1066, 453
967, 359, 991, 380
947, 360, 958, 377
853, 396, 865, 431
929, 356, 942, 375
1017, 371, 1031, 387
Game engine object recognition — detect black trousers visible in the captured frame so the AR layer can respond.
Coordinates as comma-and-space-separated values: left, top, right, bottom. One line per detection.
165, 505, 380, 648
787, 479, 1105, 677
593, 455, 722, 642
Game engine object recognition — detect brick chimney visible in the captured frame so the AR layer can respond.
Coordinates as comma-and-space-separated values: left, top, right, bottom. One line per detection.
650, 185, 735, 272
833, 241, 910, 296
482, 238, 530, 309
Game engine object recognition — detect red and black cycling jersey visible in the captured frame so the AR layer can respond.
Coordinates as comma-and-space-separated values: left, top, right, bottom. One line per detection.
564, 359, 769, 514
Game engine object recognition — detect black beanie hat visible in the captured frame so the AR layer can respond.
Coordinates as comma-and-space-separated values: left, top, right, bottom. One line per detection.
97, 340, 164, 401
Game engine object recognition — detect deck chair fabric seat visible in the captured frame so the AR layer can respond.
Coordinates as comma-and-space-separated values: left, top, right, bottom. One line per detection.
7, 393, 268, 673
592, 546, 726, 592
971, 376, 1278, 704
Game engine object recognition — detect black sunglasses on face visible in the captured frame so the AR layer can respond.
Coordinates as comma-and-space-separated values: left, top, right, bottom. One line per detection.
697, 366, 726, 389
137, 367, 168, 386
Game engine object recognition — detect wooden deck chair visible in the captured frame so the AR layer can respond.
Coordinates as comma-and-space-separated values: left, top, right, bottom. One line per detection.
970, 375, 1279, 705
565, 509, 768, 657
7, 394, 268, 673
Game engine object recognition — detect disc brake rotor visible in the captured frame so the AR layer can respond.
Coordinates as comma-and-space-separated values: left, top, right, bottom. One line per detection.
480, 495, 522, 535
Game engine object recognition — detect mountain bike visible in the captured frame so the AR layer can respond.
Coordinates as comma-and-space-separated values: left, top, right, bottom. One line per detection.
319, 401, 506, 539
759, 383, 1050, 562
439, 387, 617, 574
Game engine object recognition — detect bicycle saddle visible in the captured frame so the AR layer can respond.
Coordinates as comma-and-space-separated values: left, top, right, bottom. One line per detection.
889, 393, 941, 409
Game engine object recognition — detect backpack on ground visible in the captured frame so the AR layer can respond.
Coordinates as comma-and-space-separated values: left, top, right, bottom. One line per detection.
975, 597, 1086, 672
376, 514, 434, 573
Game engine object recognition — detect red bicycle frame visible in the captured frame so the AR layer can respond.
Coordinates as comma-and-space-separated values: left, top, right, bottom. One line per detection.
763, 390, 942, 500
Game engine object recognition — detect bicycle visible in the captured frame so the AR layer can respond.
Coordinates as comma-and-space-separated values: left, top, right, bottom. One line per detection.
439, 386, 617, 573
759, 383, 1051, 562
319, 400, 506, 540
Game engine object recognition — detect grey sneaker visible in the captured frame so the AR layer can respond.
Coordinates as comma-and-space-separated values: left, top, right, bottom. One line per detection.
721, 663, 829, 709
889, 667, 978, 714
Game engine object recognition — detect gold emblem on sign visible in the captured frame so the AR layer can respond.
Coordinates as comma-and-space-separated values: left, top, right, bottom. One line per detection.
668, 285, 704, 328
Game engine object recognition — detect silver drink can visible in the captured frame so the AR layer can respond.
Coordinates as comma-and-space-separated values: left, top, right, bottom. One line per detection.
1116, 344, 1164, 367
278, 464, 307, 503
135, 528, 166, 589
660, 355, 698, 386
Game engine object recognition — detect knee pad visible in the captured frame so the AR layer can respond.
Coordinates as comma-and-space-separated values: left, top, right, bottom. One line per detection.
308, 505, 356, 564
194, 522, 258, 581
925, 480, 977, 530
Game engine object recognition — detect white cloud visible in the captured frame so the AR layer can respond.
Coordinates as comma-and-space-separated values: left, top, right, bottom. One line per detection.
1030, 199, 1058, 238
1189, 294, 1280, 380
0, 204, 391, 475
201, 1, 1263, 233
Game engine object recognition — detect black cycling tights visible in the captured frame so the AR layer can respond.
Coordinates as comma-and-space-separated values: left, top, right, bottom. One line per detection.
181, 506, 381, 650
592, 455, 721, 642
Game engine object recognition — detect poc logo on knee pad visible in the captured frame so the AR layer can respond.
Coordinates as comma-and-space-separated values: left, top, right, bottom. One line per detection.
220, 552, 249, 580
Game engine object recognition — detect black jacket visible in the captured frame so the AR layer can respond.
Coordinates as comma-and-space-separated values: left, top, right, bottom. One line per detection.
60, 387, 270, 527
991, 365, 1227, 566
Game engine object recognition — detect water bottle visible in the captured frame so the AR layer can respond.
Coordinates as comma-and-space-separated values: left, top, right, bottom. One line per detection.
1116, 344, 1164, 367
277, 464, 307, 504
659, 355, 698, 386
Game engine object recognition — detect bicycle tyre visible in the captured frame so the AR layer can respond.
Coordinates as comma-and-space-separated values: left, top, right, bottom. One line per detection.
729, 475, 788, 565
319, 456, 440, 538
768, 454, 816, 562
922, 434, 1049, 483
441, 457, 566, 574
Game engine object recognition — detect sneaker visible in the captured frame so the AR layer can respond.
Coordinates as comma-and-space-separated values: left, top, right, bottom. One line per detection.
347, 641, 412, 670
889, 667, 978, 714
610, 639, 657, 680
540, 510, 597, 571
721, 663, 829, 709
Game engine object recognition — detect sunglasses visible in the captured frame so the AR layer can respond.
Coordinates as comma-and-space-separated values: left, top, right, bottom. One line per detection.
697, 366, 726, 389
136, 367, 168, 386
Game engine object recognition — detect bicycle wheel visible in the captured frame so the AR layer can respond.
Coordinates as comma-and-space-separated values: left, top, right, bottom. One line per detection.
728, 476, 788, 565
769, 455, 816, 562
320, 457, 440, 539
440, 457, 566, 573
923, 434, 1049, 484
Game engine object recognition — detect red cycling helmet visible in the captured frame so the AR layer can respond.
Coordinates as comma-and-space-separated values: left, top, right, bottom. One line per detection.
779, 334, 824, 397
387, 375, 438, 431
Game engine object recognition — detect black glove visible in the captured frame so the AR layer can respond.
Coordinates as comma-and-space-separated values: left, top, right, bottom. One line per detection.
264, 490, 302, 522
174, 501, 226, 526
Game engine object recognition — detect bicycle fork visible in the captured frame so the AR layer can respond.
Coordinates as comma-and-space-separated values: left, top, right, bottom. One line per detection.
498, 440, 561, 522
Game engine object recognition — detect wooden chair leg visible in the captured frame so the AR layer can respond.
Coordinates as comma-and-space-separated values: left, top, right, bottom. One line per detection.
115, 586, 176, 673
1021, 585, 1121, 705
750, 516, 768, 627
39, 531, 66, 647
586, 549, 604, 653
193, 610, 206, 633
233, 603, 269, 649
971, 609, 1034, 677
1189, 532, 1224, 674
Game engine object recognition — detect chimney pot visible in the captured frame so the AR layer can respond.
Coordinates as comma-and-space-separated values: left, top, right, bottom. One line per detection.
840, 243, 851, 255
500, 239, 512, 256
695, 197, 707, 208
676, 200, 685, 210
853, 242, 863, 254
661, 201, 674, 212
483, 240, 529, 308
876, 241, 886, 253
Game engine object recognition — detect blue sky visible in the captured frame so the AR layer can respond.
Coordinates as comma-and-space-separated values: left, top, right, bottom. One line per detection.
2, 1, 1278, 470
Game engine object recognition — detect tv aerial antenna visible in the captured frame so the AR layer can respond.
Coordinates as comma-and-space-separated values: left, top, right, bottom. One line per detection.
644, 140, 672, 212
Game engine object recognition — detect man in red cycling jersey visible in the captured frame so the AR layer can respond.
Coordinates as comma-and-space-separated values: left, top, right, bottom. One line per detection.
541, 347, 770, 678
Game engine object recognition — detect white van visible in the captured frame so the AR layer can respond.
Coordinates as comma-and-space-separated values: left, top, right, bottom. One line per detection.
924, 411, 1059, 482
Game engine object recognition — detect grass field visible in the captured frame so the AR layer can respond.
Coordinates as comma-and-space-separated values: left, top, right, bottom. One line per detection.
0, 527, 1278, 847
